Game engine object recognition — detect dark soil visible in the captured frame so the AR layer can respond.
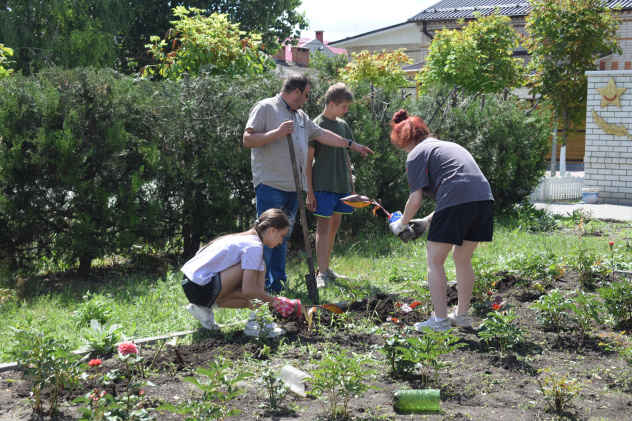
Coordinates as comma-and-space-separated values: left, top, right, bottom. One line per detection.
2, 277, 632, 421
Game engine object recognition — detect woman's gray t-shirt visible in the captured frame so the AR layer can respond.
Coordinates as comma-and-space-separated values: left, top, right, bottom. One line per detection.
406, 138, 494, 212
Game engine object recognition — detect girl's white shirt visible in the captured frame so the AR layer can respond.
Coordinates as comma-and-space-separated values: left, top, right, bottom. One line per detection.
181, 234, 264, 285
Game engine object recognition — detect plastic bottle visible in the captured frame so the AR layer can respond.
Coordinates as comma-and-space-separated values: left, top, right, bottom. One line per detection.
392, 389, 441, 413
279, 365, 311, 397
388, 211, 403, 223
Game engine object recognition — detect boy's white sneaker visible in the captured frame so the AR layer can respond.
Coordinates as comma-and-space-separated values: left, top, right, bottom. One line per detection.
316, 273, 331, 288
414, 314, 451, 332
448, 306, 473, 328
244, 320, 286, 338
325, 268, 349, 280
186, 303, 220, 331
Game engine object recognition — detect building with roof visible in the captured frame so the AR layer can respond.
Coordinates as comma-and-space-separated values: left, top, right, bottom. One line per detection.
273, 31, 347, 68
330, 0, 632, 163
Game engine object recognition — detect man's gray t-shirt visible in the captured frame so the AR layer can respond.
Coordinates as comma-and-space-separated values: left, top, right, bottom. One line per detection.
406, 138, 493, 212
245, 95, 323, 192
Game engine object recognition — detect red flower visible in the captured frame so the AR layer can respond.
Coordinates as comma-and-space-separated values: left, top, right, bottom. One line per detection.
139, 390, 145, 396
487, 291, 493, 297
88, 359, 102, 367
609, 241, 615, 246
118, 342, 138, 356
491, 303, 502, 311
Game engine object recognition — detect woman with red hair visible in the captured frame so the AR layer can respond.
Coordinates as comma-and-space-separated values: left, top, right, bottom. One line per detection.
389, 109, 494, 332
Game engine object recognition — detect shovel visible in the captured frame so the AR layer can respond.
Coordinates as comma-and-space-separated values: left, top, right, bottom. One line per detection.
285, 123, 319, 303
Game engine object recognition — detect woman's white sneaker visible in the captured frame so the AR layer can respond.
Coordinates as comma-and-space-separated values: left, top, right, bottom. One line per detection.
448, 306, 473, 328
414, 314, 451, 332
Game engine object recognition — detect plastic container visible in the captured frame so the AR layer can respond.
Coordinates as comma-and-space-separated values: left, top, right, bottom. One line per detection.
388, 211, 403, 223
279, 365, 311, 397
582, 188, 599, 204
392, 389, 441, 413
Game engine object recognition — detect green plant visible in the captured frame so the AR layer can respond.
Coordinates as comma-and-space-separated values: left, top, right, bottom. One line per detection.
143, 6, 274, 79
0, 44, 14, 78
417, 10, 524, 94
80, 318, 128, 355
257, 362, 290, 411
8, 327, 82, 415
567, 289, 603, 341
477, 309, 524, 356
536, 367, 586, 416
73, 291, 114, 328
398, 327, 466, 387
248, 299, 276, 348
598, 278, 632, 325
531, 290, 571, 337
599, 332, 632, 368
158, 357, 252, 420
573, 241, 607, 289
73, 353, 155, 421
310, 348, 377, 419
380, 330, 416, 377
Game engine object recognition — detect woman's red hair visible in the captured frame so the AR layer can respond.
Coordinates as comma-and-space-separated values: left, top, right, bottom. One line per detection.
390, 109, 431, 149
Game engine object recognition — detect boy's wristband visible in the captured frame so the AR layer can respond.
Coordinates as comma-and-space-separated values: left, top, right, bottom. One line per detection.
347, 139, 352, 149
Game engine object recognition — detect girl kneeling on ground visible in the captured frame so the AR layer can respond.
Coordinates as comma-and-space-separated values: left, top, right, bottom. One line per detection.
180, 208, 298, 337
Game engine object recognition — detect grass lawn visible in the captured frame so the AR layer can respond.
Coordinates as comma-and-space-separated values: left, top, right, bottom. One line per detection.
2, 206, 632, 364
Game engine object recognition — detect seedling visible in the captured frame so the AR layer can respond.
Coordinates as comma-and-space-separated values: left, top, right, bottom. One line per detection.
380, 330, 416, 377
158, 357, 252, 420
531, 290, 571, 337
536, 367, 585, 416
478, 309, 524, 357
398, 327, 466, 387
257, 362, 290, 411
567, 289, 603, 341
309, 347, 377, 419
9, 327, 82, 416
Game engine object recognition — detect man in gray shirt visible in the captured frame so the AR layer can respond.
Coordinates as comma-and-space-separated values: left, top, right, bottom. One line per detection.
244, 74, 372, 293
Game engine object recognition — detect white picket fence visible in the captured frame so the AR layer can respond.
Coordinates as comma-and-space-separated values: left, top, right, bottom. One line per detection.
529, 172, 584, 201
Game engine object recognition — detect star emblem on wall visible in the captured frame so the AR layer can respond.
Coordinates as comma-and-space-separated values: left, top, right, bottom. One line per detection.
596, 77, 627, 108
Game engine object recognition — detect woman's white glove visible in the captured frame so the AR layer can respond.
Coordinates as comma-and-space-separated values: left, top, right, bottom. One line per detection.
389, 219, 409, 236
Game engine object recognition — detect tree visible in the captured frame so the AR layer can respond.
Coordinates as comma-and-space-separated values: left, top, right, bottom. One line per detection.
417, 10, 525, 94
0, 44, 13, 77
339, 49, 412, 92
0, 0, 133, 75
525, 0, 621, 170
143, 6, 274, 80
0, 68, 159, 273
0, 0, 307, 75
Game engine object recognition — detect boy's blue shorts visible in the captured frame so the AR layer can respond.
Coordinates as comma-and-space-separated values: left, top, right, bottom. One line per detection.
314, 191, 353, 218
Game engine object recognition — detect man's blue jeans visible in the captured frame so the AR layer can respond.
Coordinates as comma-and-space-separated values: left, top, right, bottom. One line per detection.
255, 184, 298, 292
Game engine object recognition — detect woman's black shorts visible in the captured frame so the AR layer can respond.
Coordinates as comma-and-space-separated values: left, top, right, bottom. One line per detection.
427, 200, 494, 246
181, 273, 222, 308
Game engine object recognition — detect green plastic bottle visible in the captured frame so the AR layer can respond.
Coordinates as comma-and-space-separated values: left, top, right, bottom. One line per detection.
392, 389, 441, 413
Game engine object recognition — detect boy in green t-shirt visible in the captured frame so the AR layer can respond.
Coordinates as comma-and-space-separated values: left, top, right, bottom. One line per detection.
306, 83, 356, 288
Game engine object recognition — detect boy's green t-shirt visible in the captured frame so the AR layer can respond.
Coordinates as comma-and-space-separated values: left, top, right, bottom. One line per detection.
310, 115, 354, 194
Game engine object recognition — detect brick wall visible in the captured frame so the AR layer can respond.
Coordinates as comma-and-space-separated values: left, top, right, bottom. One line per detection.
585, 70, 632, 204
291, 47, 309, 66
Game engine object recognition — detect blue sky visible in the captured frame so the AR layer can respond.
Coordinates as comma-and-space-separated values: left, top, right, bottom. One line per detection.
297, 0, 439, 42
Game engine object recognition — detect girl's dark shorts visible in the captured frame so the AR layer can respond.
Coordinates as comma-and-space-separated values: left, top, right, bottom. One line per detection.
427, 200, 494, 246
181, 274, 222, 308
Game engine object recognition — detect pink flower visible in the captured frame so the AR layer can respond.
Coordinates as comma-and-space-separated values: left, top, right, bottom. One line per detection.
118, 342, 138, 356
139, 390, 145, 396
88, 359, 102, 367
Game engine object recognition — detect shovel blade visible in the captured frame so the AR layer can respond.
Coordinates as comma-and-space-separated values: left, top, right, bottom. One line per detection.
341, 194, 373, 208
